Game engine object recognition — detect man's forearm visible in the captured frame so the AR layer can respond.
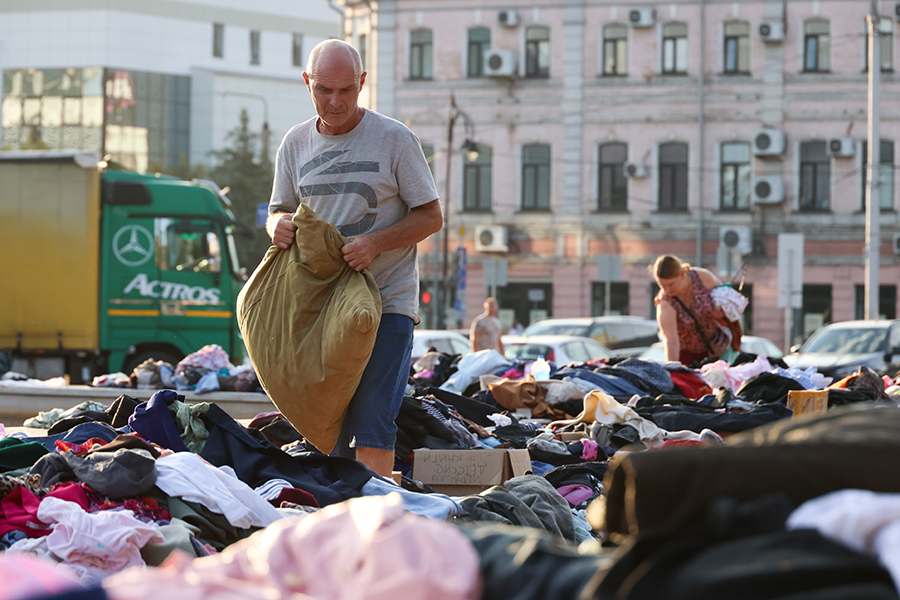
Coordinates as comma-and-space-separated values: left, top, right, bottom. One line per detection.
360, 199, 442, 255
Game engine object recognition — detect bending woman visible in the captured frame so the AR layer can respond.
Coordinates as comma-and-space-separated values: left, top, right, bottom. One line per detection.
652, 254, 732, 365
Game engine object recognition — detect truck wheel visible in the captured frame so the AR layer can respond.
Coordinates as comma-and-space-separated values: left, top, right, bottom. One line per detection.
122, 350, 182, 377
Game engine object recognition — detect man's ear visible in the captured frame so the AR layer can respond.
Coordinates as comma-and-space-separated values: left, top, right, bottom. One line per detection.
360, 71, 367, 88
302, 72, 311, 89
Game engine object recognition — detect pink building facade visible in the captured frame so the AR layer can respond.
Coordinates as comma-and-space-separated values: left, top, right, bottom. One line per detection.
338, 0, 900, 350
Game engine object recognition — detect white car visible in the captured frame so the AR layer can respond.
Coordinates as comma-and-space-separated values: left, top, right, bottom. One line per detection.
502, 334, 614, 365
639, 335, 784, 362
411, 329, 471, 362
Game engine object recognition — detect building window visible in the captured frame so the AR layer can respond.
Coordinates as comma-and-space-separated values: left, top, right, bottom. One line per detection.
800, 284, 832, 343
659, 142, 688, 212
861, 140, 895, 211
854, 285, 897, 320
803, 19, 830, 72
213, 23, 224, 58
468, 28, 491, 77
358, 34, 367, 71
865, 17, 893, 72
420, 142, 435, 175
662, 22, 688, 75
292, 33, 304, 67
591, 282, 630, 316
800, 141, 830, 211
720, 142, 751, 211
598, 142, 628, 211
410, 29, 433, 80
522, 143, 551, 211
723, 21, 750, 73
525, 26, 550, 78
602, 23, 628, 76
250, 30, 261, 65
463, 144, 492, 212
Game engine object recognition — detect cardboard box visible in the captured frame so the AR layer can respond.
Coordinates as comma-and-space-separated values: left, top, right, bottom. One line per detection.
786, 389, 829, 418
557, 431, 585, 442
412, 448, 532, 496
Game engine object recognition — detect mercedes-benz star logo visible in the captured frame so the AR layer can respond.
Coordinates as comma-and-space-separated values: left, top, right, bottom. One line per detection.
112, 225, 154, 267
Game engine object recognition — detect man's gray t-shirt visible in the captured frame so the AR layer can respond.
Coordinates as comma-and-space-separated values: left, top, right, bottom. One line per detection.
269, 110, 439, 322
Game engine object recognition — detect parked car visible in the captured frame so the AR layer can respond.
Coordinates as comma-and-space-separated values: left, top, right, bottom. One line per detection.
639, 335, 784, 363
782, 319, 900, 379
521, 316, 660, 357
411, 329, 471, 362
502, 334, 614, 365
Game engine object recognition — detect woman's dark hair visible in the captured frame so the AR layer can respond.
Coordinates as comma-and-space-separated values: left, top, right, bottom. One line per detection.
652, 254, 688, 280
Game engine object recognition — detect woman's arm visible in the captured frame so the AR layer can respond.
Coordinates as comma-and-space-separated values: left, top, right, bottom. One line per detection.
657, 301, 680, 362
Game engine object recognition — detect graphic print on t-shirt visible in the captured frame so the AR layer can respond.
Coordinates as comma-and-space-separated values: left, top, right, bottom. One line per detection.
297, 151, 381, 237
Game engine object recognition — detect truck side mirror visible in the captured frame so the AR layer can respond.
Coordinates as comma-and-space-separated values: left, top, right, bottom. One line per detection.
206, 232, 222, 274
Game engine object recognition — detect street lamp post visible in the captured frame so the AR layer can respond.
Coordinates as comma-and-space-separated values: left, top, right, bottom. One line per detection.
432, 94, 477, 329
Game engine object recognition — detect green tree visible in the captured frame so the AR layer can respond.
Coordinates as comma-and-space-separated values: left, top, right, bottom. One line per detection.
207, 109, 274, 272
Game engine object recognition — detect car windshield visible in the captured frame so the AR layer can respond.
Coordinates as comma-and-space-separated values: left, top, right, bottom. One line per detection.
523, 322, 590, 337
802, 326, 888, 354
505, 343, 552, 361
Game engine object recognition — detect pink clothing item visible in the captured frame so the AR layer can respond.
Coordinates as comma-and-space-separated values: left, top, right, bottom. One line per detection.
580, 439, 599, 461
556, 484, 595, 507
103, 493, 481, 600
37, 496, 163, 583
0, 553, 85, 600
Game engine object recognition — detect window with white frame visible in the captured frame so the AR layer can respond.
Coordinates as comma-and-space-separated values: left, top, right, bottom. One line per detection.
522, 143, 551, 211
864, 17, 893, 72
662, 22, 688, 75
658, 142, 688, 212
463, 144, 492, 212
525, 26, 550, 78
598, 142, 628, 211
468, 28, 491, 77
213, 23, 224, 58
799, 141, 830, 211
861, 140, 894, 211
603, 23, 628, 76
723, 21, 750, 74
410, 29, 433, 80
720, 142, 751, 210
250, 30, 261, 65
803, 19, 830, 72
292, 33, 303, 67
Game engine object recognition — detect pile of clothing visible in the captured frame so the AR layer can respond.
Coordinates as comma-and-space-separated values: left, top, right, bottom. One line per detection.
2, 345, 900, 599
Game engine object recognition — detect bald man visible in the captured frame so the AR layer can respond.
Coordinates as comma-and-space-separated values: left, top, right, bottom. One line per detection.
266, 40, 442, 477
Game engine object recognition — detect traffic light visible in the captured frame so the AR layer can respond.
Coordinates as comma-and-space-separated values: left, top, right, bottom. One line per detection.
421, 291, 431, 304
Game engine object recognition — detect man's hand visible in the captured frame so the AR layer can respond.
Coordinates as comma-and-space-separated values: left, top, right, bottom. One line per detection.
268, 213, 297, 249
341, 233, 380, 272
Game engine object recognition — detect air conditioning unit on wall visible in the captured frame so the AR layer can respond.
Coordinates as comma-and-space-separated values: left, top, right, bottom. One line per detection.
758, 20, 784, 42
753, 176, 785, 204
498, 9, 519, 26
624, 161, 648, 178
484, 50, 518, 77
827, 137, 855, 158
475, 225, 509, 253
720, 226, 752, 255
753, 129, 786, 156
628, 7, 655, 27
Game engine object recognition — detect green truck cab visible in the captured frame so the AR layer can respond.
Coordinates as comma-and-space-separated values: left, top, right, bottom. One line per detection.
0, 151, 247, 383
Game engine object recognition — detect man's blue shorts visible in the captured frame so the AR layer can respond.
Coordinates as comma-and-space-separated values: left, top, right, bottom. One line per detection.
336, 313, 413, 452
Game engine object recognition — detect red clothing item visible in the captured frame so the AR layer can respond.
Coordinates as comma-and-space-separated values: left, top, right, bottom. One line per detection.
0, 484, 90, 538
669, 370, 712, 400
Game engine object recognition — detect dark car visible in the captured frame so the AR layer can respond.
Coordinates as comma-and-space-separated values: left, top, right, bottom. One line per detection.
521, 316, 660, 357
783, 319, 900, 379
